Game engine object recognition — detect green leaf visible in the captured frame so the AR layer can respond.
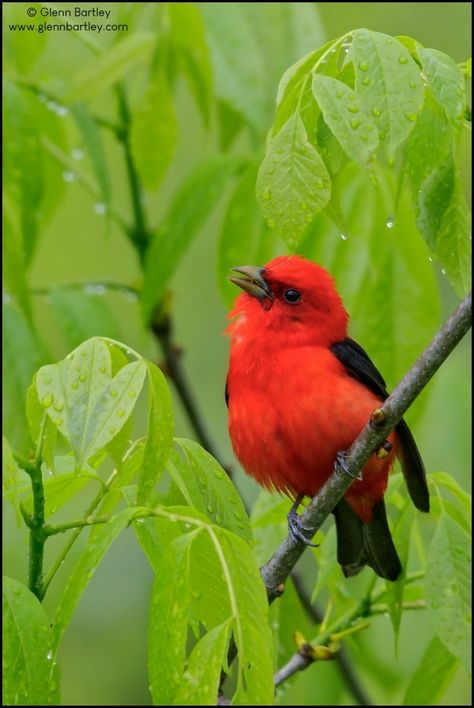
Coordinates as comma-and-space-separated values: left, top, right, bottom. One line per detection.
130, 69, 177, 190
402, 636, 458, 705
352, 30, 425, 160
3, 577, 60, 705
200, 3, 266, 132
3, 194, 31, 321
67, 33, 155, 102
171, 438, 252, 542
3, 80, 44, 263
175, 621, 231, 705
385, 502, 416, 649
142, 155, 241, 323
3, 303, 48, 453
136, 362, 173, 504
312, 75, 379, 165
256, 113, 331, 247
419, 48, 466, 124
352, 188, 440, 389
425, 515, 471, 672
145, 506, 273, 705
429, 471, 471, 515
21, 469, 96, 519
52, 507, 143, 651
217, 162, 269, 307
169, 3, 213, 126
3, 4, 47, 75
36, 359, 73, 445
49, 289, 120, 350
26, 378, 57, 471
148, 531, 198, 704
78, 360, 146, 465
417, 162, 471, 294
70, 104, 111, 212
3, 437, 26, 524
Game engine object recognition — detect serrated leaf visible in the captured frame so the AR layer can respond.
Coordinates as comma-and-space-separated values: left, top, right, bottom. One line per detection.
312, 75, 379, 165
136, 362, 173, 504
130, 69, 177, 190
402, 636, 458, 705
174, 621, 231, 705
419, 48, 466, 124
49, 289, 120, 350
425, 515, 471, 672
169, 3, 213, 126
256, 113, 331, 246
52, 507, 143, 652
3, 577, 60, 705
171, 438, 252, 542
79, 360, 146, 464
352, 29, 424, 160
142, 155, 241, 323
67, 33, 155, 102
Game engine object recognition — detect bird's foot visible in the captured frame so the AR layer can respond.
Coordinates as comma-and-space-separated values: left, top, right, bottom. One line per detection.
287, 508, 319, 547
335, 450, 362, 481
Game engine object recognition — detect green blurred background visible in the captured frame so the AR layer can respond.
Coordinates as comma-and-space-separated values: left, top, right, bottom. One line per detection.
3, 2, 471, 705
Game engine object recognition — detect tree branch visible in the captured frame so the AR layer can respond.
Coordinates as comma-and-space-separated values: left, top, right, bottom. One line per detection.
261, 291, 472, 601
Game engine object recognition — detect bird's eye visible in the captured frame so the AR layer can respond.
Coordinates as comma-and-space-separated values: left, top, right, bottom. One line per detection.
283, 289, 302, 304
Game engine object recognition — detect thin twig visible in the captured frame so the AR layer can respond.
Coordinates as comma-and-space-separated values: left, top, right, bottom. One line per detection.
261, 292, 472, 601
291, 570, 372, 706
151, 313, 229, 472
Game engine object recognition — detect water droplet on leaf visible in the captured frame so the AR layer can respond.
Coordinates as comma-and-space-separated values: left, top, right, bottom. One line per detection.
359, 60, 369, 71
399, 55, 408, 64
62, 170, 75, 183
385, 215, 395, 229
42, 394, 54, 408
72, 148, 83, 160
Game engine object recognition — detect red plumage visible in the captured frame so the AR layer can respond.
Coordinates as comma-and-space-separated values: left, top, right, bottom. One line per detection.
226, 255, 428, 579
226, 255, 394, 522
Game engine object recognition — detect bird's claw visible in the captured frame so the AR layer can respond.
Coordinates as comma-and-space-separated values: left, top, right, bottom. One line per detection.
335, 450, 362, 481
287, 508, 319, 547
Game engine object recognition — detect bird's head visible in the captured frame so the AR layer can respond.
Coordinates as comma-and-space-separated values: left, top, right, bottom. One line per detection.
227, 255, 348, 347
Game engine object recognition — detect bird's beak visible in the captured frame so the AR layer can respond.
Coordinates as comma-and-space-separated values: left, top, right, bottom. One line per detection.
229, 266, 273, 301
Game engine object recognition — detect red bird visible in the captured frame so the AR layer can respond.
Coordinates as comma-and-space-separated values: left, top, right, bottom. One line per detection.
225, 255, 429, 580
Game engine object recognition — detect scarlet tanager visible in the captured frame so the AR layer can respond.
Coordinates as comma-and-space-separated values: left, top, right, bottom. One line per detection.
225, 255, 429, 581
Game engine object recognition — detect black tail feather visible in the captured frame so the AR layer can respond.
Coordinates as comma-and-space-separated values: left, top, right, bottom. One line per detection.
396, 419, 430, 513
333, 499, 401, 581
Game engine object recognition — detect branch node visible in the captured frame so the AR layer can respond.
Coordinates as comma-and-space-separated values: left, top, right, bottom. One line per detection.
370, 407, 386, 426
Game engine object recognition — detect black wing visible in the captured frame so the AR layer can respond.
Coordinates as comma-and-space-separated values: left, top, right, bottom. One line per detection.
225, 376, 229, 408
331, 337, 429, 512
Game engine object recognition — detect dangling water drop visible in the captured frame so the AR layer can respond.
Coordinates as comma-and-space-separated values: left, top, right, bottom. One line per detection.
385, 216, 395, 229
